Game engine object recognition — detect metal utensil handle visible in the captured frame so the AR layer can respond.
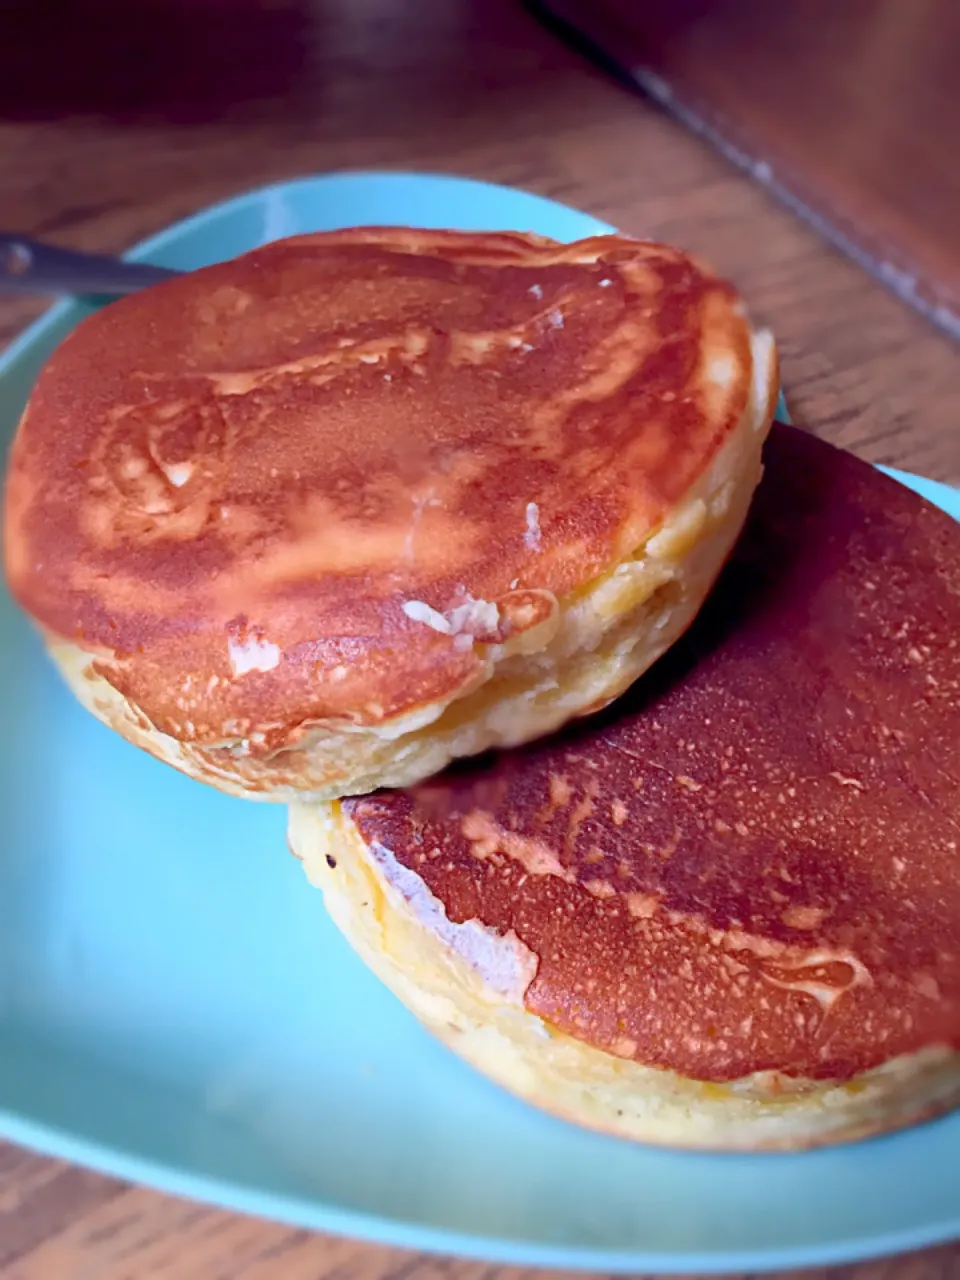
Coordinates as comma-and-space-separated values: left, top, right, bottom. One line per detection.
0, 234, 180, 296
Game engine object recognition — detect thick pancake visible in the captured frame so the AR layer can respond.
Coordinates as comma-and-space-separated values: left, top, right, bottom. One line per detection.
3, 227, 775, 800
291, 424, 960, 1147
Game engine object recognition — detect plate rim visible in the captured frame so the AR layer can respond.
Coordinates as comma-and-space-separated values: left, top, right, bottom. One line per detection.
3, 1105, 960, 1275
2, 169, 958, 1274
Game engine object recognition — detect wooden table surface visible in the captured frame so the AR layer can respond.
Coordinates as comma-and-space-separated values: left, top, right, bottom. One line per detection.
537, 0, 960, 339
1, 1, 957, 1276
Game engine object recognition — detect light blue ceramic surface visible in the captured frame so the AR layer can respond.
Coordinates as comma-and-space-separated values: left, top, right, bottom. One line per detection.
0, 173, 958, 1274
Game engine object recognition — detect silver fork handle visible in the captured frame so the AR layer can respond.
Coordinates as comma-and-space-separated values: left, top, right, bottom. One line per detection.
0, 234, 180, 296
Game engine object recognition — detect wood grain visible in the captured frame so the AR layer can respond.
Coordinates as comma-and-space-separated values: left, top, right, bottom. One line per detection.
0, 1, 957, 1276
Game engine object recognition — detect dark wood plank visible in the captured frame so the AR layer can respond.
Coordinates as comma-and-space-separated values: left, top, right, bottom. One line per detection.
535, 0, 960, 338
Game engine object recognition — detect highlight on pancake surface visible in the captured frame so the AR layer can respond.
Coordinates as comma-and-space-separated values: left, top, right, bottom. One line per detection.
3, 226, 777, 801
290, 425, 960, 1150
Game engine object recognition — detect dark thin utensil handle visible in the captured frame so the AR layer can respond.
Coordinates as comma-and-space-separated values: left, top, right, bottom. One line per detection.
0, 234, 180, 296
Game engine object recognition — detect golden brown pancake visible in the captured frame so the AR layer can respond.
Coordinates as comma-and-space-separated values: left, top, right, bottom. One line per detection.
290, 425, 960, 1149
3, 227, 776, 800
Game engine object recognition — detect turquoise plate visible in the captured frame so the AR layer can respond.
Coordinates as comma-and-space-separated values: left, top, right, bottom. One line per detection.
1, 173, 958, 1274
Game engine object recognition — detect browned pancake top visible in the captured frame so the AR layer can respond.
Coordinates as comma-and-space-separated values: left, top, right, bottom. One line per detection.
3, 227, 758, 750
345, 426, 960, 1083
